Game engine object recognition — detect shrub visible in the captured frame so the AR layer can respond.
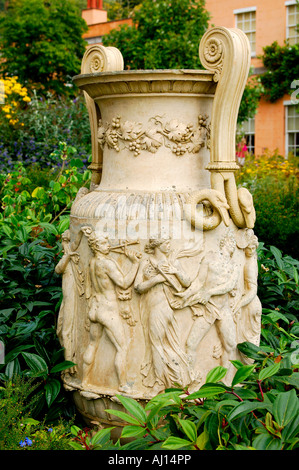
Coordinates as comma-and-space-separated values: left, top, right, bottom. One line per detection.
0, 89, 91, 171
0, 155, 91, 422
69, 244, 299, 451
236, 151, 299, 259
0, 376, 73, 450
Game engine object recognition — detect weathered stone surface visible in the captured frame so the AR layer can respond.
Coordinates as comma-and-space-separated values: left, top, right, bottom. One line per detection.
56, 28, 261, 431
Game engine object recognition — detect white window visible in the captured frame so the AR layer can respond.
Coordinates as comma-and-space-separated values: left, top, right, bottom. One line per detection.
285, 103, 299, 156
238, 117, 255, 155
85, 36, 103, 44
234, 7, 256, 56
286, 1, 299, 45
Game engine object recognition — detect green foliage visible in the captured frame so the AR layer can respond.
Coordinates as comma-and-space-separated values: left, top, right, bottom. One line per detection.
0, 0, 88, 96
68, 244, 299, 451
0, 377, 73, 449
69, 425, 115, 450
237, 72, 263, 124
0, 91, 91, 171
257, 243, 299, 337
0, 155, 91, 421
260, 41, 299, 102
102, 0, 210, 70
103, 0, 140, 20
102, 0, 260, 123
70, 346, 299, 450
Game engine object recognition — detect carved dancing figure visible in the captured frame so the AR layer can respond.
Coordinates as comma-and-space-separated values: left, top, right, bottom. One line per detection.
134, 237, 192, 395
55, 230, 84, 375
233, 229, 262, 363
81, 227, 140, 393
172, 230, 239, 374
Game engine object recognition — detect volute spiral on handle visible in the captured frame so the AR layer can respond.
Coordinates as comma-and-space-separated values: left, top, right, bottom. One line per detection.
80, 45, 124, 187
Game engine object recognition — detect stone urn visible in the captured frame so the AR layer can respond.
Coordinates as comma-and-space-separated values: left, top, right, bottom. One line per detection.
56, 27, 261, 436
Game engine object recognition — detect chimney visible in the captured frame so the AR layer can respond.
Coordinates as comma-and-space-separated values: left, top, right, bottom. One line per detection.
83, 0, 107, 25
87, 1, 103, 9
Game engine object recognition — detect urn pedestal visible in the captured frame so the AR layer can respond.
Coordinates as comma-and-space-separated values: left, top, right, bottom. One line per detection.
56, 27, 262, 437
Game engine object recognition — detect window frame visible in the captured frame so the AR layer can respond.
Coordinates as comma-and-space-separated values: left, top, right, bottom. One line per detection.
284, 101, 299, 156
237, 117, 256, 155
285, 1, 299, 45
234, 6, 257, 57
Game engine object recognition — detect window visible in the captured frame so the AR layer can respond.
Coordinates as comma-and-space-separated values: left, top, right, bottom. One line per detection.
235, 7, 256, 56
238, 117, 255, 155
285, 103, 299, 156
286, 1, 299, 45
86, 36, 103, 44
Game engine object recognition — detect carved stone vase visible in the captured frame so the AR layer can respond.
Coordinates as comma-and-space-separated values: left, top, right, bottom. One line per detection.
56, 27, 262, 436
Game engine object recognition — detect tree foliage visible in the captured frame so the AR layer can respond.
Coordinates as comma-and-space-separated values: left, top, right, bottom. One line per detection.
260, 41, 299, 102
0, 0, 88, 96
102, 0, 260, 122
102, 0, 210, 70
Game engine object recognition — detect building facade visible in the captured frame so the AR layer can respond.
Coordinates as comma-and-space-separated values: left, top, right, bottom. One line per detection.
82, 0, 299, 157
205, 0, 299, 156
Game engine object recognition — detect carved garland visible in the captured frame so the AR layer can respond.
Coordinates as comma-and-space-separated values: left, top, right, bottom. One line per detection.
97, 114, 210, 157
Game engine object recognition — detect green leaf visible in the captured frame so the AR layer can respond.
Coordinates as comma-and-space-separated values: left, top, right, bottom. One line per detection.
162, 436, 193, 450
282, 412, 299, 441
90, 427, 114, 446
228, 401, 272, 421
21, 352, 48, 377
4, 344, 34, 363
5, 358, 21, 378
270, 245, 284, 270
69, 441, 84, 450
232, 364, 256, 386
50, 360, 76, 374
273, 389, 299, 428
70, 425, 82, 436
178, 418, 197, 442
258, 363, 281, 381
187, 383, 227, 400
237, 342, 268, 361
115, 395, 147, 425
196, 428, 210, 450
252, 433, 283, 450
58, 217, 69, 233
52, 181, 61, 193
145, 391, 182, 423
44, 378, 61, 407
205, 366, 227, 383
121, 425, 147, 439
105, 409, 141, 426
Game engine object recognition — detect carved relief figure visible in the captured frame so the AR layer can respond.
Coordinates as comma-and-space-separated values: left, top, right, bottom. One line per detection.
81, 227, 140, 392
172, 230, 239, 375
55, 230, 84, 375
233, 229, 262, 362
134, 238, 192, 395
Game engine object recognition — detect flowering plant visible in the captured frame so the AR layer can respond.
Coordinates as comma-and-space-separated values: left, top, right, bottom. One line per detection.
0, 76, 31, 127
236, 150, 299, 258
